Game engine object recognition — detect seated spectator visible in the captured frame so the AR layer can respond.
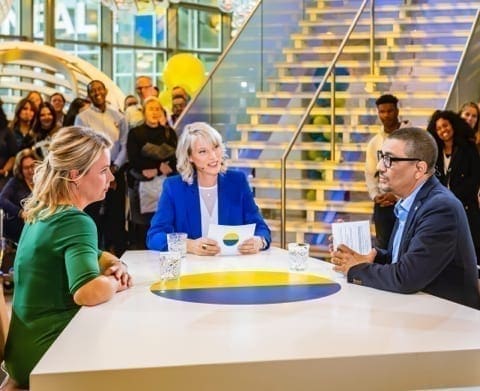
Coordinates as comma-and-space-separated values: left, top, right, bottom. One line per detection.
147, 122, 271, 255
3, 126, 132, 389
127, 97, 177, 248
63, 97, 90, 127
0, 149, 39, 243
331, 127, 480, 309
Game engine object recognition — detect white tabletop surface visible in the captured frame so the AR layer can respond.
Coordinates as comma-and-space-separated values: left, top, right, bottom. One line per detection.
30, 248, 480, 390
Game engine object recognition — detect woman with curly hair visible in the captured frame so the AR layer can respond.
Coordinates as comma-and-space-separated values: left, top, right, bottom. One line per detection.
427, 110, 480, 266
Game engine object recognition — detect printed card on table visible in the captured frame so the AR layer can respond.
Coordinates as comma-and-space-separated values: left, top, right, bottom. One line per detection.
207, 223, 256, 255
331, 220, 372, 255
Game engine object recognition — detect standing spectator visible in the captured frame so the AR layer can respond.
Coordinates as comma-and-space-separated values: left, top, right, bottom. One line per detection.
25, 90, 43, 111
0, 149, 39, 242
0, 102, 17, 191
123, 95, 138, 112
32, 102, 60, 159
427, 110, 480, 267
9, 97, 37, 150
125, 76, 156, 129
63, 97, 90, 127
75, 80, 129, 256
49, 92, 67, 127
458, 101, 479, 146
127, 97, 178, 248
365, 94, 410, 248
171, 94, 188, 125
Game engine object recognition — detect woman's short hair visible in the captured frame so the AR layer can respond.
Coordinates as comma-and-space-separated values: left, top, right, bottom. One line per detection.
23, 126, 112, 222
13, 149, 40, 180
176, 122, 228, 184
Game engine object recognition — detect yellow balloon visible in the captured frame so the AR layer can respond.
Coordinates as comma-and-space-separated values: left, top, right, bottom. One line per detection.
163, 53, 206, 97
158, 89, 172, 112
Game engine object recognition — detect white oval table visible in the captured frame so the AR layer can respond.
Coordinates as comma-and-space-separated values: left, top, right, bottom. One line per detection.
30, 247, 480, 390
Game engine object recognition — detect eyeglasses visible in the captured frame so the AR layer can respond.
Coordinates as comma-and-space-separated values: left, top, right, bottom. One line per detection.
377, 150, 421, 169
136, 85, 152, 92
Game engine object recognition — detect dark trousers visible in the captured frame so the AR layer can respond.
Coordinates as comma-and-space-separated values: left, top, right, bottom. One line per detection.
373, 202, 396, 249
85, 168, 127, 256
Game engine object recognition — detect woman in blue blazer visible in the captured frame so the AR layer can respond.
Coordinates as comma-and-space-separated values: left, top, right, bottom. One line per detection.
147, 122, 271, 255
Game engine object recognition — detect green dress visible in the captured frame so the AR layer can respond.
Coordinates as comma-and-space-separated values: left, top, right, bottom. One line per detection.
4, 207, 101, 388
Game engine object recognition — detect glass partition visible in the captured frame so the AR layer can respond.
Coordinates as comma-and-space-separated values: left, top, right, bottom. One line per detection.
176, 0, 310, 143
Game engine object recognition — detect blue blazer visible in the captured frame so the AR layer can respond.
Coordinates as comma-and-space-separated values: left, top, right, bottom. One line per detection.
147, 170, 271, 251
348, 175, 480, 309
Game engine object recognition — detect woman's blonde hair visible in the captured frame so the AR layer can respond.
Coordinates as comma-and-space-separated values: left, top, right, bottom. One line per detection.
23, 126, 112, 222
176, 122, 228, 184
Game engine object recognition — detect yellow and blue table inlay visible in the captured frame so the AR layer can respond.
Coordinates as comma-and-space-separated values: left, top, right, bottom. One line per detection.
151, 271, 341, 304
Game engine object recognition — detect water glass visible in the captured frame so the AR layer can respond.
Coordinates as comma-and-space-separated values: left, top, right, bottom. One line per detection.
288, 243, 310, 271
167, 232, 187, 259
158, 251, 182, 281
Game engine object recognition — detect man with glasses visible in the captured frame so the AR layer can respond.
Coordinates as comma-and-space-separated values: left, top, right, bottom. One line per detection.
126, 76, 156, 129
332, 127, 480, 309
365, 94, 410, 248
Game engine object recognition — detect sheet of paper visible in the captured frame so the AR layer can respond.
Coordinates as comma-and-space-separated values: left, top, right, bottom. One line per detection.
331, 220, 372, 255
207, 223, 256, 255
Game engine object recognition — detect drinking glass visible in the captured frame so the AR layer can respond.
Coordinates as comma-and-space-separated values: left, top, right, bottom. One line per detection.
288, 243, 310, 271
167, 232, 187, 259
158, 251, 182, 282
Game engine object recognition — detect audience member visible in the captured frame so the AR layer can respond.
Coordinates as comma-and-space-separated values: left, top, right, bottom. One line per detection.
365, 94, 410, 248
331, 127, 480, 310
63, 97, 90, 127
32, 102, 60, 159
49, 92, 66, 127
427, 110, 480, 266
127, 97, 177, 248
171, 94, 188, 125
75, 80, 129, 256
458, 101, 479, 146
0, 149, 39, 242
0, 103, 17, 191
125, 76, 156, 128
123, 94, 138, 112
172, 85, 189, 101
9, 97, 37, 150
25, 90, 43, 112
3, 126, 132, 389
147, 122, 271, 254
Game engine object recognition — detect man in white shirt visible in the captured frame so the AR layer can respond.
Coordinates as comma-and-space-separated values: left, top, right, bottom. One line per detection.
75, 80, 129, 256
365, 94, 410, 248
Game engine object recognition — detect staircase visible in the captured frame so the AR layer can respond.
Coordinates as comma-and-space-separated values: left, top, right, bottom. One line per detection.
177, 0, 480, 256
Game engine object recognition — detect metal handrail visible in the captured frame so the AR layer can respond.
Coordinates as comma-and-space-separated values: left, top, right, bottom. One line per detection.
280, 0, 375, 248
